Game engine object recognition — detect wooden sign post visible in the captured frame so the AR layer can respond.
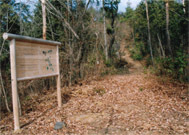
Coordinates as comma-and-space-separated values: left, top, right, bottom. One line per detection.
3, 33, 62, 131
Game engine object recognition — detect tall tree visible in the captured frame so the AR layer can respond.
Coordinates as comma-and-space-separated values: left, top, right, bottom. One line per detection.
67, 0, 73, 86
145, 0, 154, 64
165, 0, 172, 56
19, 0, 22, 35
103, 0, 108, 60
0, 0, 20, 113
41, 0, 51, 90
104, 0, 120, 58
182, 0, 185, 13
41, 0, 46, 40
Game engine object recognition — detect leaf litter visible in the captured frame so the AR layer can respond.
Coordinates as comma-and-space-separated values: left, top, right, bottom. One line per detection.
0, 72, 188, 135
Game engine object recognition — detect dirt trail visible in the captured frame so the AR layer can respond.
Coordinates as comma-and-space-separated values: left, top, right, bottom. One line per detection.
120, 39, 142, 73
1, 71, 188, 135
1, 24, 188, 135
119, 22, 143, 74
1, 45, 188, 134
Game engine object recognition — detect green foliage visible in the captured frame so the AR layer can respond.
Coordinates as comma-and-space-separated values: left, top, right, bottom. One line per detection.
139, 87, 143, 91
131, 53, 143, 61
120, 3, 134, 24
104, 0, 120, 16
105, 59, 113, 67
155, 49, 187, 81
121, 0, 188, 81
130, 42, 145, 61
102, 58, 128, 76
175, 51, 187, 75
103, 0, 120, 58
106, 24, 114, 35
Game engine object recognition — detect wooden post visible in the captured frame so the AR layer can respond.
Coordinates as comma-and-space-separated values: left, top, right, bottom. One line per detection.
10, 39, 20, 131
56, 45, 61, 108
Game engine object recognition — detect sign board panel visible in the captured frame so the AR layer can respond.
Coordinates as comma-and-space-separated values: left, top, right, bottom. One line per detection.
3, 33, 62, 131
16, 41, 58, 81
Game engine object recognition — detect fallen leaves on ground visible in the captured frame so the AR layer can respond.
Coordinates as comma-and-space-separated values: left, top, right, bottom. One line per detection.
0, 72, 188, 135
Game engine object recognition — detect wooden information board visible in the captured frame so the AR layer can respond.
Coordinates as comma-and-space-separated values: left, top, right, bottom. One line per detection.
3, 33, 62, 131
16, 41, 58, 80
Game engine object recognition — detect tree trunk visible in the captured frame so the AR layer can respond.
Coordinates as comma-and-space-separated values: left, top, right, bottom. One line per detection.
41, 0, 46, 40
48, 14, 55, 40
133, 22, 136, 46
165, 0, 172, 56
0, 71, 11, 112
145, 0, 154, 65
103, 0, 108, 60
6, 11, 8, 32
187, 1, 189, 82
41, 0, 50, 90
183, 0, 185, 13
67, 0, 73, 86
157, 34, 165, 58
109, 1, 115, 58
19, 0, 22, 35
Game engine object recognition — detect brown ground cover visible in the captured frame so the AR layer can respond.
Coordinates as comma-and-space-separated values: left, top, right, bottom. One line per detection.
1, 70, 188, 134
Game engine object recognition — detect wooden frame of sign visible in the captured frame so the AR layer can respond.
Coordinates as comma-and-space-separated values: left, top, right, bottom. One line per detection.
3, 33, 62, 131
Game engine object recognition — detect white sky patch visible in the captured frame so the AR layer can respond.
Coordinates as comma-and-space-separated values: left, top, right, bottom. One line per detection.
118, 0, 141, 12
15, 0, 37, 14
16, 0, 142, 14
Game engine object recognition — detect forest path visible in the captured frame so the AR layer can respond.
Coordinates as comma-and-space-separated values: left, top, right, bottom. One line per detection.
120, 38, 143, 74
1, 25, 188, 135
1, 48, 188, 134
119, 22, 143, 74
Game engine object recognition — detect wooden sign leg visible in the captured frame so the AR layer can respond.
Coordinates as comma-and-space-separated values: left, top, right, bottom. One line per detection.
10, 39, 20, 131
56, 46, 62, 108
57, 75, 61, 108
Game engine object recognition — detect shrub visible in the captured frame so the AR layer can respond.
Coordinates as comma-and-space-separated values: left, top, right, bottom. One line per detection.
105, 59, 113, 67
155, 49, 187, 81
114, 58, 128, 69
130, 41, 145, 61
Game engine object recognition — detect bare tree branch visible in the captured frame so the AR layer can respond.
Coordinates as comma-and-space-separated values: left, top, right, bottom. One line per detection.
45, 0, 80, 39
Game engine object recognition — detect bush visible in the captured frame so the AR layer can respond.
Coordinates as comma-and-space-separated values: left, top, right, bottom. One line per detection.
130, 41, 145, 61
114, 58, 128, 69
155, 49, 187, 81
105, 59, 113, 67
131, 53, 143, 60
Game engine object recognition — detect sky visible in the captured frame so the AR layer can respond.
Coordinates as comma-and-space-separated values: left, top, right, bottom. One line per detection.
17, 0, 142, 13
118, 0, 141, 12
